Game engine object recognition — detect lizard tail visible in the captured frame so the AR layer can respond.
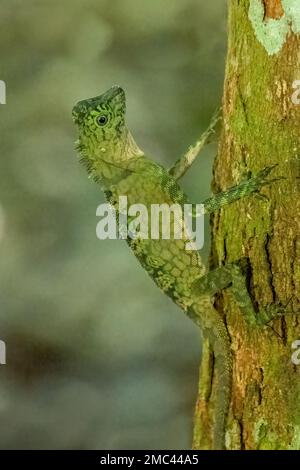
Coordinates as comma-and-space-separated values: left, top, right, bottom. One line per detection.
188, 298, 232, 450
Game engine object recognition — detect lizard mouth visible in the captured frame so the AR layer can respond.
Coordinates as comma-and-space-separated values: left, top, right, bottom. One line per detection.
72, 86, 125, 125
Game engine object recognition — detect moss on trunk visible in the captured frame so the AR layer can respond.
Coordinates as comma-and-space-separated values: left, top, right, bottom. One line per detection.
193, 0, 300, 450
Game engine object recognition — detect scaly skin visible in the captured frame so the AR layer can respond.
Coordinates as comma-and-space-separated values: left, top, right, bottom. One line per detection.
72, 86, 284, 449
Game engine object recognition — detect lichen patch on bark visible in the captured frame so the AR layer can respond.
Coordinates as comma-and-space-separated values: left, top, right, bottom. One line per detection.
249, 0, 300, 55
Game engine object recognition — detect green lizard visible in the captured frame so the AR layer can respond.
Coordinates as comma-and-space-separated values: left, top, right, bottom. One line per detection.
72, 86, 286, 450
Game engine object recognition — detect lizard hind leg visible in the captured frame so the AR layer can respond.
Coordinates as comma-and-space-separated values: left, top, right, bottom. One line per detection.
189, 260, 297, 449
227, 260, 300, 326
192, 260, 263, 327
193, 337, 214, 450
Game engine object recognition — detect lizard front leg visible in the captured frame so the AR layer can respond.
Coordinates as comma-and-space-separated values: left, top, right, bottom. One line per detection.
168, 107, 221, 180
200, 165, 283, 215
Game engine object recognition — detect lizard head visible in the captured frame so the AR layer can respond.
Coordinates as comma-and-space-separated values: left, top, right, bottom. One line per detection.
72, 86, 126, 158
72, 86, 142, 182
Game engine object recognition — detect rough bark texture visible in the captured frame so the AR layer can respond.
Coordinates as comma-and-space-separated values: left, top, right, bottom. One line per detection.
193, 0, 300, 450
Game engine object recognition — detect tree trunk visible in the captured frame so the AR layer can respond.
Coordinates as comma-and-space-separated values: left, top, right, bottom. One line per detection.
193, 0, 300, 450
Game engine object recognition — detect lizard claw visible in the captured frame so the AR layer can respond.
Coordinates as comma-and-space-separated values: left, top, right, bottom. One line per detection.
253, 192, 270, 203
206, 107, 222, 143
258, 297, 300, 325
250, 164, 286, 194
255, 164, 278, 182
256, 164, 279, 178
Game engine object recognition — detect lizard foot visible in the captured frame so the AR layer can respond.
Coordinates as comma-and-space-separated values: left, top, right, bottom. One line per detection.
251, 164, 286, 193
258, 297, 299, 325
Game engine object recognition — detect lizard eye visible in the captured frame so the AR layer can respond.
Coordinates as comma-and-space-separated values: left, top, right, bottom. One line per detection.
96, 114, 108, 126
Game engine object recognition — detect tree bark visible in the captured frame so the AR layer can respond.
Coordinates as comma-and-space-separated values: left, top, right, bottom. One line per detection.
193, 0, 300, 450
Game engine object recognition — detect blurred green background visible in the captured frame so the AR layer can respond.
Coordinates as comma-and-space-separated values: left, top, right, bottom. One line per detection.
0, 0, 226, 449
